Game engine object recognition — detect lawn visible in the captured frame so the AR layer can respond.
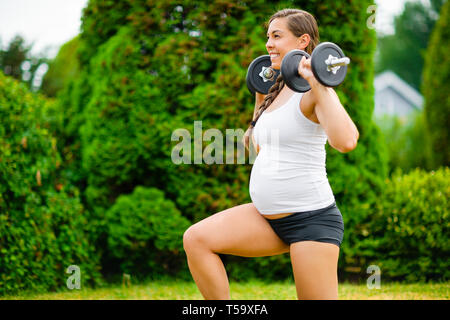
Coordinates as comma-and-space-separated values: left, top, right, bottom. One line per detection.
1, 280, 449, 300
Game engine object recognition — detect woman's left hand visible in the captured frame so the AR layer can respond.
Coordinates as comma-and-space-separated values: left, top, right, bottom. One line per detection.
297, 56, 316, 84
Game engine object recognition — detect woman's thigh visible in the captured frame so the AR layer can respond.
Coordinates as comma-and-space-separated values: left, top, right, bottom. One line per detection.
183, 203, 289, 257
290, 241, 340, 300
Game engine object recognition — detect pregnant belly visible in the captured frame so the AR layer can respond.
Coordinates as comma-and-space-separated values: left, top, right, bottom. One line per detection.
249, 153, 330, 214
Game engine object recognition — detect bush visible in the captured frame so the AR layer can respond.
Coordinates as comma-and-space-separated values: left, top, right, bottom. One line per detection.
343, 167, 449, 282
0, 72, 103, 296
104, 186, 191, 278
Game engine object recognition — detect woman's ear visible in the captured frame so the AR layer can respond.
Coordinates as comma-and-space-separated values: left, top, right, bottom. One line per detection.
298, 33, 311, 51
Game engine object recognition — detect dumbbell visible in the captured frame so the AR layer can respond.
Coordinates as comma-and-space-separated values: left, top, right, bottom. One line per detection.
282, 42, 350, 92
246, 42, 350, 95
246, 55, 280, 95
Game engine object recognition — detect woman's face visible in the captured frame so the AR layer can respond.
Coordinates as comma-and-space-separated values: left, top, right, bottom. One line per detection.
266, 18, 309, 70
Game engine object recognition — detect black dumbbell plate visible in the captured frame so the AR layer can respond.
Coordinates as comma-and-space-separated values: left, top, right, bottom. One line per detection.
311, 42, 348, 87
246, 55, 279, 95
281, 49, 311, 93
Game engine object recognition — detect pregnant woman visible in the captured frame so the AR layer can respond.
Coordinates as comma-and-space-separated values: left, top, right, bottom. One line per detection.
183, 8, 359, 300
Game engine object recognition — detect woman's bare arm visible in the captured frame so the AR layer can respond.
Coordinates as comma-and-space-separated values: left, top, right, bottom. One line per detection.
298, 57, 359, 153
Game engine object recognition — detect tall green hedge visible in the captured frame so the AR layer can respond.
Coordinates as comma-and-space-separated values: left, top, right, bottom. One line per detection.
422, 0, 450, 168
57, 0, 387, 281
0, 72, 103, 295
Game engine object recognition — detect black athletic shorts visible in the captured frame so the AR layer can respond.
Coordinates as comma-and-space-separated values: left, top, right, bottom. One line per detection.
264, 202, 344, 247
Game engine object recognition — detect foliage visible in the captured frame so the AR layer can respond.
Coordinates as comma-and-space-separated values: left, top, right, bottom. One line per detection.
104, 186, 191, 278
374, 111, 433, 175
0, 35, 49, 91
41, 36, 81, 97
343, 167, 449, 282
0, 72, 103, 296
422, 0, 450, 168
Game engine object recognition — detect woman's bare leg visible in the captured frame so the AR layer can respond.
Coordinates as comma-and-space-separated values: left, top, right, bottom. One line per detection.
290, 241, 340, 300
183, 202, 289, 300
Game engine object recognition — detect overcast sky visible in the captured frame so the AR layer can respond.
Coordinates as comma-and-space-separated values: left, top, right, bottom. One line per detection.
0, 0, 414, 58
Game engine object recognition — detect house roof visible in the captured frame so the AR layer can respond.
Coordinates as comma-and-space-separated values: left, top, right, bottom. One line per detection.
374, 71, 423, 109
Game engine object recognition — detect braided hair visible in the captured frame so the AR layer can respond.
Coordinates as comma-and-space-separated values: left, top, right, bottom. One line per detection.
251, 74, 285, 128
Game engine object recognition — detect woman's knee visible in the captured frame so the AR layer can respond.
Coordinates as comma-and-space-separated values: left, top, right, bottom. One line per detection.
183, 223, 208, 254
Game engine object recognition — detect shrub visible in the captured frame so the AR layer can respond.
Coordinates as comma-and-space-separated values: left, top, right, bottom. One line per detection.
104, 186, 191, 278
343, 167, 449, 282
374, 111, 433, 175
0, 72, 103, 296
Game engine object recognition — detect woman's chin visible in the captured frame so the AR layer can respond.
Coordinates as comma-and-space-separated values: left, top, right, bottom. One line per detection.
271, 63, 281, 70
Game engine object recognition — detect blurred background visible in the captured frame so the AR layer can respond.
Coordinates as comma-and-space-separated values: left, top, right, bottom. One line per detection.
0, 0, 448, 297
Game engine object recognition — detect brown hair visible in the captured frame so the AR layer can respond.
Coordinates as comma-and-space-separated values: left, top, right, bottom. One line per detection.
245, 9, 319, 150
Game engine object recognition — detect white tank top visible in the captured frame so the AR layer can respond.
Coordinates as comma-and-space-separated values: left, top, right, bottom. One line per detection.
249, 91, 335, 215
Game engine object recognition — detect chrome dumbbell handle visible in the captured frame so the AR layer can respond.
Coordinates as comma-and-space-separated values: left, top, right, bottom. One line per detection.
325, 55, 350, 74
259, 66, 277, 82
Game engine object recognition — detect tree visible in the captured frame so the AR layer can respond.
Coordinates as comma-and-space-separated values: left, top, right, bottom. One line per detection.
375, 0, 445, 91
0, 35, 29, 79
0, 35, 49, 91
422, 0, 450, 168
40, 36, 80, 97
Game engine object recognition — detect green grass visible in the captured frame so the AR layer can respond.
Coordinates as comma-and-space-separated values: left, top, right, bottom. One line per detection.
2, 280, 449, 300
